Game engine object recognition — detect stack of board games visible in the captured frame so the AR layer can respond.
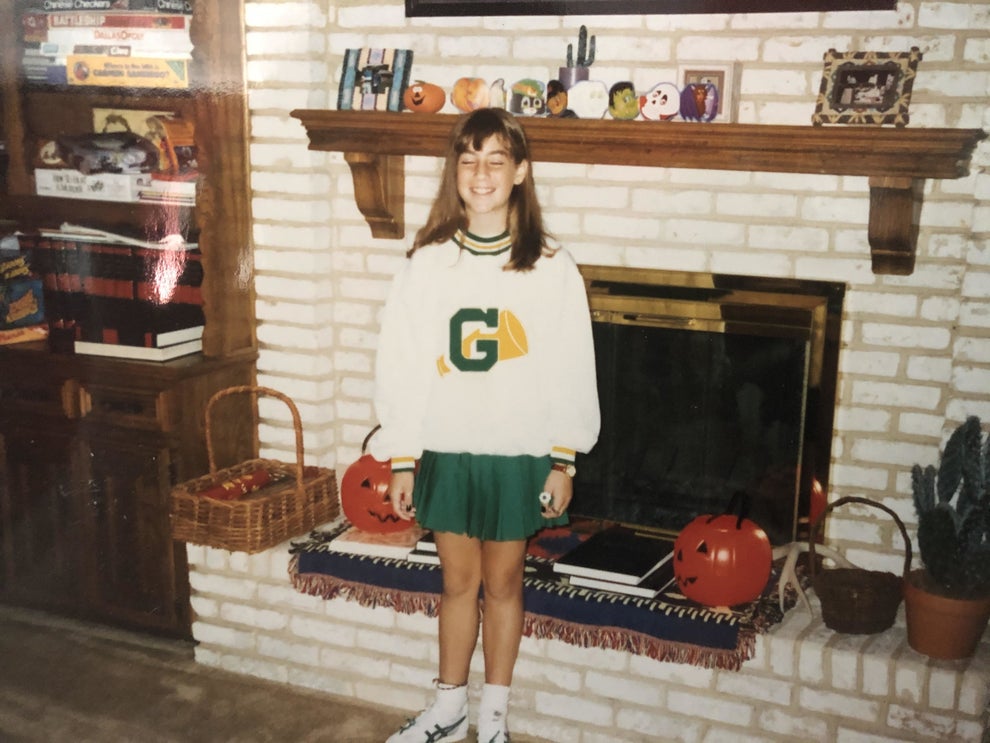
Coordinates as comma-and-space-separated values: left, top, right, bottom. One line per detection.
20, 1, 193, 88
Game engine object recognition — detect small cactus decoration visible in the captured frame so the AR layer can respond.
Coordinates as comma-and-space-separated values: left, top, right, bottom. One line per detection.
566, 25, 596, 69
911, 416, 990, 596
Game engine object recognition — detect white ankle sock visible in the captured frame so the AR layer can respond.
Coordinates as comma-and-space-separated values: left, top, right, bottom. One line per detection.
478, 682, 510, 721
434, 680, 468, 716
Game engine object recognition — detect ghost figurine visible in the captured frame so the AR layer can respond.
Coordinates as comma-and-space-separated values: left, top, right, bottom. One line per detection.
679, 82, 719, 122
639, 82, 680, 121
489, 78, 506, 109
509, 78, 546, 117
566, 79, 608, 119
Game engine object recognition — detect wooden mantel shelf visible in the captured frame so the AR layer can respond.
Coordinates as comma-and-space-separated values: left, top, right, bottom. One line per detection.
291, 110, 986, 275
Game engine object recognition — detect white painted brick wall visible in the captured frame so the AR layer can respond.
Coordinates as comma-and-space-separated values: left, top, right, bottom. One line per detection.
183, 1, 990, 739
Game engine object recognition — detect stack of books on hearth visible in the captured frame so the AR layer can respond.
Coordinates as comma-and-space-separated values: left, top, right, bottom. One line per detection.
552, 525, 676, 599
405, 531, 440, 565
326, 524, 428, 561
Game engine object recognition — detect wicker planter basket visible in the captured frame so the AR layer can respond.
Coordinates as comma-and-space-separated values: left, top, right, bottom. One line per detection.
170, 385, 338, 554
809, 496, 911, 634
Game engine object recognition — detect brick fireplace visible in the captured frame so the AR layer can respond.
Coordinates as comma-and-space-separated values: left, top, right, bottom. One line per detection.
185, 1, 990, 740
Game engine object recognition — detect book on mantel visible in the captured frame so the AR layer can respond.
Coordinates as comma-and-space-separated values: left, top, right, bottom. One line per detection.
552, 525, 675, 586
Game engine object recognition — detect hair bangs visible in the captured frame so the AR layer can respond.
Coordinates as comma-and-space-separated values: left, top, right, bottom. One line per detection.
453, 109, 526, 163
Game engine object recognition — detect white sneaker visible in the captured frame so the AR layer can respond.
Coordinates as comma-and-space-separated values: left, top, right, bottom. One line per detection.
387, 699, 469, 743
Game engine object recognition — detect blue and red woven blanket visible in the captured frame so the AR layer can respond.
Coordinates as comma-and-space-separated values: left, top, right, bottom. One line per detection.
289, 522, 798, 671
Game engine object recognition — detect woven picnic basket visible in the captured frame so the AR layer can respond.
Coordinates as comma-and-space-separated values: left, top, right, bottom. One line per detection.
170, 385, 338, 554
808, 496, 910, 634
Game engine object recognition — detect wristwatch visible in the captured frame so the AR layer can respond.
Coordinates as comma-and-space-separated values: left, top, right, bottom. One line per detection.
552, 462, 577, 478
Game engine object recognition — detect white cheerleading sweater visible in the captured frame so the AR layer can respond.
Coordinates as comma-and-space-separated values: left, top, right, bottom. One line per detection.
370, 230, 600, 471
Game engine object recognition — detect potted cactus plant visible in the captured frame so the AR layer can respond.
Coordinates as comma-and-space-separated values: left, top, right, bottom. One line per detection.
558, 25, 596, 90
904, 415, 990, 659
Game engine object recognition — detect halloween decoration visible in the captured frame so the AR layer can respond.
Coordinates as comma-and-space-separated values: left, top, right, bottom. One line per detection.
639, 82, 681, 121
509, 78, 546, 117
566, 79, 608, 119
673, 493, 772, 607
546, 80, 577, 118
403, 80, 446, 113
340, 426, 414, 534
489, 78, 507, 109
680, 82, 719, 122
608, 81, 639, 120
558, 24, 596, 90
451, 77, 490, 112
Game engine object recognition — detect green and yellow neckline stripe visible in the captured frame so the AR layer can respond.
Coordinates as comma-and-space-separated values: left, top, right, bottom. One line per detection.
454, 229, 512, 256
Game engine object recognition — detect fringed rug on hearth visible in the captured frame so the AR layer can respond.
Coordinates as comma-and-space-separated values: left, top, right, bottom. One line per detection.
289, 521, 804, 671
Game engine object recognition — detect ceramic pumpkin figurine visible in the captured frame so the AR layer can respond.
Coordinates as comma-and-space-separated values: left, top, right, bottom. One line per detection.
339, 426, 414, 533
673, 493, 772, 607
403, 80, 446, 113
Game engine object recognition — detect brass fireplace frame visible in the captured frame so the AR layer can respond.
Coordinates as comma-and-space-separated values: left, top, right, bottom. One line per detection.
578, 264, 845, 543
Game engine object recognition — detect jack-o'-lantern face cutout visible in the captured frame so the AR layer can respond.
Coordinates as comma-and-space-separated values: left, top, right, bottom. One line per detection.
340, 454, 412, 533
403, 81, 446, 114
673, 506, 772, 607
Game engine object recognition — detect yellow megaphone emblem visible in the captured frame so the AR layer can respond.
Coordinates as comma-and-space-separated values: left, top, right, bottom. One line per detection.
437, 308, 528, 375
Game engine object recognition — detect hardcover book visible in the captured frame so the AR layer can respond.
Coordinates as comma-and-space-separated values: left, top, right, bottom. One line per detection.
567, 562, 676, 599
552, 525, 675, 586
327, 525, 427, 560
405, 548, 441, 566
74, 336, 201, 361
337, 48, 413, 112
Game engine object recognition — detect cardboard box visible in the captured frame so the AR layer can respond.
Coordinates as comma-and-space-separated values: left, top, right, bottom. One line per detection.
66, 55, 189, 89
1, 278, 46, 329
35, 168, 149, 202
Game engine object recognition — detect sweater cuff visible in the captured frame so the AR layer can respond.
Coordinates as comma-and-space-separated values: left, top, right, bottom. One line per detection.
550, 446, 576, 465
390, 456, 417, 473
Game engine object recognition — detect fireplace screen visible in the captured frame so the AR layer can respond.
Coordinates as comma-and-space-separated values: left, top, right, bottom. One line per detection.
571, 266, 844, 545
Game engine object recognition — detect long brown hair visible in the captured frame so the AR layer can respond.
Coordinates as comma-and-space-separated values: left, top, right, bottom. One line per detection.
409, 108, 553, 271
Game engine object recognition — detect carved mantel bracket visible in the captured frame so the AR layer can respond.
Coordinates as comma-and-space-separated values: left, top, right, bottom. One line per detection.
291, 110, 985, 275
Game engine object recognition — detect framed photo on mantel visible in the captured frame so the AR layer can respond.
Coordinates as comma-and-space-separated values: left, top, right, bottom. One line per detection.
406, 0, 896, 17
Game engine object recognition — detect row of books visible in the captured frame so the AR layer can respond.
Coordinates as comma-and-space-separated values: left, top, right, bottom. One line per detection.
16, 224, 204, 360
21, 2, 193, 88
324, 523, 677, 599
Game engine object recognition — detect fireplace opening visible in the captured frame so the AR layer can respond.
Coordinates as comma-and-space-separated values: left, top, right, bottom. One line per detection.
571, 265, 844, 546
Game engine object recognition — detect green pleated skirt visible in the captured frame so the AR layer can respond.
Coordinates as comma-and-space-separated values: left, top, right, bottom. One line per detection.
413, 451, 568, 542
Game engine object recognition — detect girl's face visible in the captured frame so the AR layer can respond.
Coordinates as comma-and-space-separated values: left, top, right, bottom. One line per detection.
456, 134, 528, 235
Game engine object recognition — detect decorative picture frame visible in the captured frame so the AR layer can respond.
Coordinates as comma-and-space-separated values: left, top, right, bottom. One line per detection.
812, 48, 922, 127
678, 64, 736, 123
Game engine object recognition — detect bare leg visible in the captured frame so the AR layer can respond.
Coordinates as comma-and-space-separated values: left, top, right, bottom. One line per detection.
434, 531, 483, 685
479, 539, 527, 686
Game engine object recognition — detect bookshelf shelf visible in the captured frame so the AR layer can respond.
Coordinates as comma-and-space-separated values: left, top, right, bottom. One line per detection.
291, 110, 986, 275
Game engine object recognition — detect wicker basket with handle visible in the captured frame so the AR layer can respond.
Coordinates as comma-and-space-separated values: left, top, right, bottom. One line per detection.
170, 385, 338, 554
809, 495, 911, 634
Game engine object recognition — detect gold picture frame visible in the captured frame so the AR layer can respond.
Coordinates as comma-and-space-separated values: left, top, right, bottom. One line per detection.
812, 48, 922, 127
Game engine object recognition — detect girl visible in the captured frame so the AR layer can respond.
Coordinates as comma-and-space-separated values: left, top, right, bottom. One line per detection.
372, 108, 600, 743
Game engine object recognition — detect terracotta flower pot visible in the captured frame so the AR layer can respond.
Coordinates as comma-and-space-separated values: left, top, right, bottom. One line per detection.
903, 569, 990, 660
